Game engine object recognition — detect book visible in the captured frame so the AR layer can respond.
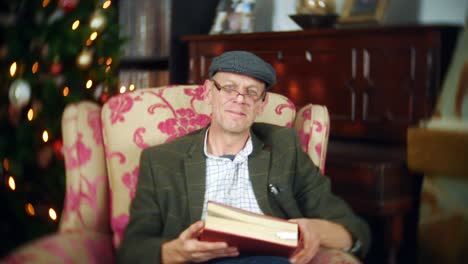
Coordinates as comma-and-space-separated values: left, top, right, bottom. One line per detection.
200, 201, 299, 257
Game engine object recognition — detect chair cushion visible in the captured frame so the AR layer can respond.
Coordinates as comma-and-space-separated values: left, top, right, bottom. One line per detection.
100, 85, 296, 248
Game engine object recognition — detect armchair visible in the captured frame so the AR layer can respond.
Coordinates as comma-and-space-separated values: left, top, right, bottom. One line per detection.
3, 85, 360, 263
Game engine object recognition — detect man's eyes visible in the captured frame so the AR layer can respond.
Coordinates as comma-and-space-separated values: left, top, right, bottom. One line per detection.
222, 85, 260, 96
246, 90, 260, 96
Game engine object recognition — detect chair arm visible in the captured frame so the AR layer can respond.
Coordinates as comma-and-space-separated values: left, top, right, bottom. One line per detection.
310, 248, 362, 264
2, 231, 114, 264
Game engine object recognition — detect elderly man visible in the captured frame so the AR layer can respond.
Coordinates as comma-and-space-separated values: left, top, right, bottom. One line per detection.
117, 51, 370, 264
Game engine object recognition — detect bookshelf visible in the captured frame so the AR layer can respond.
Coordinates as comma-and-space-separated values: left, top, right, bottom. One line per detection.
118, 0, 218, 88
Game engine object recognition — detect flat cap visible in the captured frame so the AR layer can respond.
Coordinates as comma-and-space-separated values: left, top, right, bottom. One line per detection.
209, 51, 276, 89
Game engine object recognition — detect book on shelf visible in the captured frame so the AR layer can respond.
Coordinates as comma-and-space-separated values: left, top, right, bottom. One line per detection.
200, 201, 299, 257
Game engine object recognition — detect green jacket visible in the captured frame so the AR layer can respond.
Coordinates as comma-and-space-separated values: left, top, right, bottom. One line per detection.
117, 123, 370, 263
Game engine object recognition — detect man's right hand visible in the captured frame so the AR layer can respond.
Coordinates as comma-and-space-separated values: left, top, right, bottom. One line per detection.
161, 221, 239, 263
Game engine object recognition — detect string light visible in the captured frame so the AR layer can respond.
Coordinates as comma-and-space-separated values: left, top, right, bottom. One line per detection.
10, 62, 17, 77
32, 62, 39, 74
86, 80, 93, 89
119, 86, 126, 93
42, 0, 50, 8
72, 20, 80, 30
8, 176, 16, 191
42, 130, 49, 143
25, 203, 35, 216
63, 86, 70, 97
129, 84, 136, 91
27, 109, 34, 121
105, 66, 111, 73
49, 208, 57, 221
103, 0, 112, 9
90, 32, 98, 41
106, 58, 112, 65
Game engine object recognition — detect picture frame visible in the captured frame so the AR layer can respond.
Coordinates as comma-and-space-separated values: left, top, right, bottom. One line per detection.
209, 0, 256, 35
339, 0, 388, 24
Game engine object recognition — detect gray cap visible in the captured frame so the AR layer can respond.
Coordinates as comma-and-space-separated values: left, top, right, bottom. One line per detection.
208, 51, 277, 89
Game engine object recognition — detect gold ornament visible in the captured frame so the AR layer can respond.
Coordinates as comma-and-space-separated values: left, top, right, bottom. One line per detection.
89, 10, 107, 32
76, 49, 93, 69
296, 0, 336, 15
9, 79, 32, 109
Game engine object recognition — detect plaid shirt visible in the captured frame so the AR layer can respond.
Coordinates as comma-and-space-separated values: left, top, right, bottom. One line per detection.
201, 129, 263, 220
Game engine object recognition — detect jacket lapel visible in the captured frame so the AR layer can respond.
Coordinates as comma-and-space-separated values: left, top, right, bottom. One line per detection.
249, 131, 274, 216
184, 128, 207, 223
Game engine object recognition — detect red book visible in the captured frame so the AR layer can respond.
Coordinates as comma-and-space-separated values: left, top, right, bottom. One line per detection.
200, 201, 299, 257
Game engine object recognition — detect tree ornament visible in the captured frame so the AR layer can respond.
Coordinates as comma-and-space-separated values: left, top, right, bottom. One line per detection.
37, 145, 54, 169
9, 79, 32, 109
0, 45, 8, 59
100, 87, 110, 104
58, 0, 79, 13
7, 105, 21, 127
89, 10, 107, 32
41, 44, 49, 59
52, 139, 64, 160
93, 83, 104, 100
76, 49, 93, 69
50, 61, 62, 75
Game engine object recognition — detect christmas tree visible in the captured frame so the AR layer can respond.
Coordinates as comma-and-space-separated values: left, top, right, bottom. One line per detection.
0, 0, 124, 256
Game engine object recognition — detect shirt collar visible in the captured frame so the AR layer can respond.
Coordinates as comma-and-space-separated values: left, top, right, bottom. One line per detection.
203, 128, 253, 162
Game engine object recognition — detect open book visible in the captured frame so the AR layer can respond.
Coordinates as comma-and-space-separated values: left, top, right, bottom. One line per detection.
200, 201, 299, 257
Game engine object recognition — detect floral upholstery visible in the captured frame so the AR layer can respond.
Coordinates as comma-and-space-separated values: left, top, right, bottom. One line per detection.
2, 84, 357, 264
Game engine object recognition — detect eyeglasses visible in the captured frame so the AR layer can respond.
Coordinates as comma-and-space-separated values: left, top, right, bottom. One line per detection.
211, 79, 265, 102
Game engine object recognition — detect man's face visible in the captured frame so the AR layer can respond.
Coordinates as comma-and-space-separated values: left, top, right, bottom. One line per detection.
205, 72, 266, 136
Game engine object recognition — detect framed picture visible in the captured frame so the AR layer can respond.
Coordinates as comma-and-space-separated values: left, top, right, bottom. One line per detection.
339, 0, 388, 24
209, 0, 256, 35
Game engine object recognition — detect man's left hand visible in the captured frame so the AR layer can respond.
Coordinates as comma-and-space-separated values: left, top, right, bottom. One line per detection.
288, 218, 321, 264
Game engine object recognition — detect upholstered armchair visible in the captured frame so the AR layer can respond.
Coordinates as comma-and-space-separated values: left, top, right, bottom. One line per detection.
3, 84, 360, 263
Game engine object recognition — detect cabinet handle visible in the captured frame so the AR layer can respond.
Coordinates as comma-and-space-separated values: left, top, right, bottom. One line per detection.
305, 51, 312, 62
277, 51, 283, 61
362, 91, 369, 121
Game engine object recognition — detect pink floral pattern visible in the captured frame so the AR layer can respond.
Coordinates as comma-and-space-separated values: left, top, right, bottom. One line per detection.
122, 167, 139, 200
298, 108, 312, 153
133, 127, 150, 149
108, 94, 139, 124
63, 133, 92, 171
61, 175, 106, 228
88, 110, 103, 145
111, 213, 129, 248
157, 108, 211, 142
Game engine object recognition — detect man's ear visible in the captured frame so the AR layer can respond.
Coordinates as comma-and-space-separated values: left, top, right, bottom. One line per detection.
203, 79, 213, 104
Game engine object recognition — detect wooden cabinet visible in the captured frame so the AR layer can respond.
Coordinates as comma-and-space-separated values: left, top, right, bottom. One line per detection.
183, 25, 459, 264
184, 26, 458, 142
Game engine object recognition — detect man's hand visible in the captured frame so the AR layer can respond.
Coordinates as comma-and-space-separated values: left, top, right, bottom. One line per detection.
288, 219, 321, 264
288, 218, 353, 264
161, 221, 239, 264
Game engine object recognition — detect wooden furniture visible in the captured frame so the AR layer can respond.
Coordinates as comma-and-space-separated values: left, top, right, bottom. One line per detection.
183, 25, 459, 263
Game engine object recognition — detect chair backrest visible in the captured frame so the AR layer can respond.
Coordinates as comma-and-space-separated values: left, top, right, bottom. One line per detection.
99, 85, 297, 247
